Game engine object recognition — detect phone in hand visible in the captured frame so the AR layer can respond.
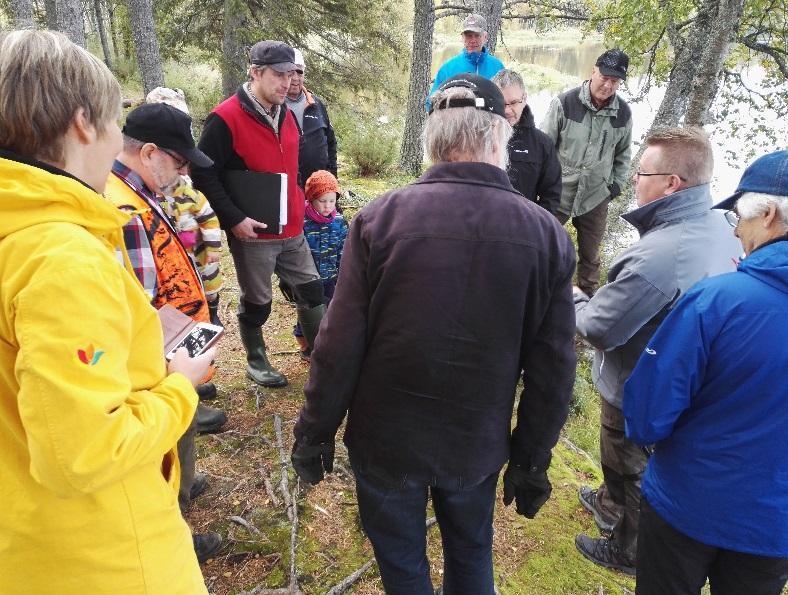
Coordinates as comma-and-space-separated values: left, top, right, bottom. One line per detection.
165, 322, 224, 360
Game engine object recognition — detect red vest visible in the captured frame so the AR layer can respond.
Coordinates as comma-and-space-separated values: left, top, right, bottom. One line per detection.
213, 95, 305, 239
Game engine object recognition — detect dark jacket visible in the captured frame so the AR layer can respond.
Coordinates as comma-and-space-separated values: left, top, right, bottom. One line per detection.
191, 87, 305, 239
507, 105, 562, 214
298, 90, 337, 186
295, 161, 577, 486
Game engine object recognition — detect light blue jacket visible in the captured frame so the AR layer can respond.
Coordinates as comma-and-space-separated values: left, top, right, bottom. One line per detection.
426, 48, 504, 110
624, 237, 788, 556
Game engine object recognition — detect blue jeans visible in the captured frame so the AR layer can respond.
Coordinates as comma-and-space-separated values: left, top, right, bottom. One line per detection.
353, 465, 498, 595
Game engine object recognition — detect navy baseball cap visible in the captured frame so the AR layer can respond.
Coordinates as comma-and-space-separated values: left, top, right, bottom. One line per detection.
429, 73, 505, 118
713, 150, 788, 210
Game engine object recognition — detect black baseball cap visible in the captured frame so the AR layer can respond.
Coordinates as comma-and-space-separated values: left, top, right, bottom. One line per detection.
249, 41, 297, 73
123, 103, 213, 168
595, 49, 629, 80
429, 73, 505, 118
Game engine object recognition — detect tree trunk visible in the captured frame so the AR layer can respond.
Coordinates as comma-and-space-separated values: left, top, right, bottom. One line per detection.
684, 0, 745, 125
474, 0, 503, 54
221, 0, 248, 98
44, 0, 58, 30
124, 0, 164, 94
93, 0, 113, 69
107, 0, 121, 61
56, 0, 87, 47
398, 0, 435, 176
10, 0, 35, 28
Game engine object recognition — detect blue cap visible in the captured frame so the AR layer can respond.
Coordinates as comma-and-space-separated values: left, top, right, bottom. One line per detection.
713, 150, 788, 210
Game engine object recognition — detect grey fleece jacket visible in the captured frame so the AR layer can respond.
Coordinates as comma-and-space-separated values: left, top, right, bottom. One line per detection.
574, 183, 742, 408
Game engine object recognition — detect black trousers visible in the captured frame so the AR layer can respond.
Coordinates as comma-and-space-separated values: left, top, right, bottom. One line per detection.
637, 497, 788, 595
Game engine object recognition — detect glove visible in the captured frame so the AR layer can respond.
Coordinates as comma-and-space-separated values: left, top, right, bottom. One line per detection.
291, 438, 334, 485
502, 463, 552, 519
608, 182, 621, 200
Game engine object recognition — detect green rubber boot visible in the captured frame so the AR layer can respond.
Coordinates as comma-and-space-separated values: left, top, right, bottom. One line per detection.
297, 304, 326, 356
237, 321, 287, 387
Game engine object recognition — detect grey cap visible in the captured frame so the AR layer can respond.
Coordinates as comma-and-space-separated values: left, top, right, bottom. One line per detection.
249, 40, 296, 73
462, 13, 487, 33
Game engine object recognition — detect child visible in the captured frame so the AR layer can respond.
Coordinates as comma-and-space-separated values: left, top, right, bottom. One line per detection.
294, 170, 348, 359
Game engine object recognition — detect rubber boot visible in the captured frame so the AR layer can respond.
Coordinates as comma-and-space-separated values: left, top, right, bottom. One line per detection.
207, 297, 222, 327
297, 304, 326, 355
238, 321, 288, 387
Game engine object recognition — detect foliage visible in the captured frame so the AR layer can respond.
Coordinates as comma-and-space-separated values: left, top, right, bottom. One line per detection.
335, 110, 401, 178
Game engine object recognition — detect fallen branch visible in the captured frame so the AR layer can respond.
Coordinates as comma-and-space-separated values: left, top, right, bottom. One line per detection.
288, 479, 301, 594
560, 437, 600, 470
261, 468, 281, 507
229, 515, 264, 537
273, 413, 293, 520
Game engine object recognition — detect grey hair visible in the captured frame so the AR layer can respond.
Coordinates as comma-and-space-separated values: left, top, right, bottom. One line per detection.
423, 87, 513, 168
491, 69, 526, 94
736, 192, 788, 229
122, 134, 146, 153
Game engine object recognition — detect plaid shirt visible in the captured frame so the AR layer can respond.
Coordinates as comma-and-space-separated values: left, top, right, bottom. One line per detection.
110, 161, 162, 300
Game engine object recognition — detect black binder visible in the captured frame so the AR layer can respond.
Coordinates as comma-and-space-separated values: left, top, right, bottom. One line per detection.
221, 170, 288, 234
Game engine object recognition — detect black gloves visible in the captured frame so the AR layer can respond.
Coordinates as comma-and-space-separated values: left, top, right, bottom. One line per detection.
608, 182, 622, 200
291, 438, 334, 485
502, 463, 552, 519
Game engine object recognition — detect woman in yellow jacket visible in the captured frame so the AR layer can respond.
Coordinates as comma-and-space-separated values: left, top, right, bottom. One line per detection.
0, 31, 213, 594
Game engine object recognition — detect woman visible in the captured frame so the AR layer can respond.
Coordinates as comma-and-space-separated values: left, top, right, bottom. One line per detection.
0, 30, 212, 593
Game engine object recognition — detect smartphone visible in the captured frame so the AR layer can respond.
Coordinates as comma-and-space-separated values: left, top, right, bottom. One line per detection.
165, 322, 224, 360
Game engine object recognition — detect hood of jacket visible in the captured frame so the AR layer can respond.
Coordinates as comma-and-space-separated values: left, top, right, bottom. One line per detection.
515, 104, 536, 130
621, 183, 713, 237
0, 150, 130, 243
740, 236, 788, 294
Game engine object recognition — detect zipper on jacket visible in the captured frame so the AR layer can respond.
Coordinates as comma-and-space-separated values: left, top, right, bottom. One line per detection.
599, 130, 608, 161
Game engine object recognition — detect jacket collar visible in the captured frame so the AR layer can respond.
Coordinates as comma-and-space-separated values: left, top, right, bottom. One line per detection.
414, 161, 516, 192
622, 183, 714, 236
579, 80, 620, 114
515, 104, 535, 130
234, 85, 288, 131
0, 147, 96, 192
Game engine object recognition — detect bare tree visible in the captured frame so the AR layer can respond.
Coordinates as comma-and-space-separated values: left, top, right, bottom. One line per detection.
10, 0, 35, 28
398, 0, 435, 176
93, 0, 113, 69
124, 0, 164, 94
221, 0, 249, 98
56, 0, 87, 47
475, 0, 504, 53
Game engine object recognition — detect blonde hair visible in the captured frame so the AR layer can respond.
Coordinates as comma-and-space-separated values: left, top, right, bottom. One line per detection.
423, 87, 512, 168
644, 126, 714, 187
0, 30, 121, 163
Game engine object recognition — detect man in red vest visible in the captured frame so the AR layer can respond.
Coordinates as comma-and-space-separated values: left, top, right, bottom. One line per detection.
193, 41, 325, 389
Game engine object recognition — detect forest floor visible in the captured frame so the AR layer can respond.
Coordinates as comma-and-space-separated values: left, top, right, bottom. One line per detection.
185, 170, 636, 595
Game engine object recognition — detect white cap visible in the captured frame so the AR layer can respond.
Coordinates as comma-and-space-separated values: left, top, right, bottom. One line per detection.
145, 87, 189, 115
292, 48, 306, 70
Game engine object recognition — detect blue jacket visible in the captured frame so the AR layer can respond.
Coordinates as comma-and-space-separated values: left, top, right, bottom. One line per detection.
304, 213, 348, 281
427, 48, 505, 110
623, 237, 788, 556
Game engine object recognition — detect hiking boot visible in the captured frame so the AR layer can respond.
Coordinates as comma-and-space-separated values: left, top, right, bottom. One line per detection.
238, 321, 287, 388
189, 472, 208, 501
196, 382, 217, 401
578, 486, 616, 533
195, 403, 227, 435
193, 532, 222, 564
575, 534, 636, 576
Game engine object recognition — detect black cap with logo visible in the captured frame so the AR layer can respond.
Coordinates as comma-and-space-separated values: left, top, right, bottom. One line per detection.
595, 49, 629, 80
429, 73, 506, 118
123, 103, 213, 168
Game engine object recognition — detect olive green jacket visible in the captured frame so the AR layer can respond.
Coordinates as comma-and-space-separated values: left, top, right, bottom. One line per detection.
540, 81, 632, 217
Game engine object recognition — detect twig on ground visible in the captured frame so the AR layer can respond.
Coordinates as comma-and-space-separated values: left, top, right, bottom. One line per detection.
273, 413, 293, 520
560, 437, 601, 470
229, 514, 264, 537
254, 385, 263, 410
261, 468, 281, 507
288, 478, 301, 593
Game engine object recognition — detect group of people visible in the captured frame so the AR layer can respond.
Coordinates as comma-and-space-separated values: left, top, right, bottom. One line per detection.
0, 21, 786, 595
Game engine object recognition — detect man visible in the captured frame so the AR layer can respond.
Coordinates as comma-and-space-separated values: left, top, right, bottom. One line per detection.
291, 74, 577, 593
285, 48, 338, 186
572, 127, 742, 575
540, 49, 633, 295
105, 102, 225, 563
426, 14, 504, 108
192, 41, 325, 388
624, 151, 788, 594
492, 68, 561, 214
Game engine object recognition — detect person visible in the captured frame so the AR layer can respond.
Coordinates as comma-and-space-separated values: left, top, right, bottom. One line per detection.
285, 49, 338, 186
623, 151, 788, 595
426, 14, 504, 109
146, 87, 225, 327
492, 68, 561, 214
291, 74, 577, 594
105, 102, 226, 562
540, 49, 633, 295
192, 40, 325, 388
0, 30, 213, 593
572, 127, 742, 575
292, 170, 348, 359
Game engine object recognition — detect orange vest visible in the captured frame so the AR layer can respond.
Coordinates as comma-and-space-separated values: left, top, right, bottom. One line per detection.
105, 173, 210, 324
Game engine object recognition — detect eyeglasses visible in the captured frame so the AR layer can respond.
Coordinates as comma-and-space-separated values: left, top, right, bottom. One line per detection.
635, 171, 687, 181
724, 210, 740, 228
504, 98, 525, 108
293, 69, 304, 75
159, 147, 188, 169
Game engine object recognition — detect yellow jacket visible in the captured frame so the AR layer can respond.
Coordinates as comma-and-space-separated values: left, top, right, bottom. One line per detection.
0, 153, 206, 594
